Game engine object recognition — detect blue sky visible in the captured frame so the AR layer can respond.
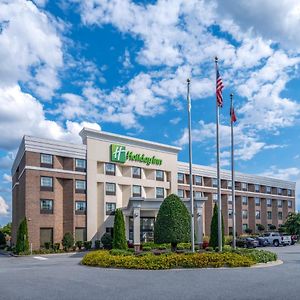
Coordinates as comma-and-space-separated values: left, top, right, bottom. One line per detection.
1, 0, 300, 225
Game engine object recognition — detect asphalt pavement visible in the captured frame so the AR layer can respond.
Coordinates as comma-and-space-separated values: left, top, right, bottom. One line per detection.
0, 245, 300, 300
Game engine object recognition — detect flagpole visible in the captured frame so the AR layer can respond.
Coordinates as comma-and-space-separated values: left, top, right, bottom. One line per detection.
215, 57, 222, 252
187, 78, 195, 253
230, 93, 236, 249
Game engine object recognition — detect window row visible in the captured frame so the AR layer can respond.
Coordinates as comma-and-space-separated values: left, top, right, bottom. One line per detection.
177, 189, 203, 199
40, 154, 86, 171
40, 200, 86, 214
228, 209, 284, 220
40, 177, 86, 193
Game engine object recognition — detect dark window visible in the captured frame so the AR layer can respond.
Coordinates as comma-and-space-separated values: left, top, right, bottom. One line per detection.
40, 199, 53, 214
40, 176, 53, 191
212, 178, 218, 188
242, 224, 248, 232
178, 189, 184, 198
227, 181, 232, 189
132, 167, 141, 179
106, 227, 114, 236
75, 227, 87, 242
267, 199, 272, 207
242, 210, 248, 219
106, 183, 116, 195
267, 211, 272, 220
40, 228, 53, 247
177, 173, 184, 183
106, 202, 116, 215
75, 201, 86, 214
255, 184, 260, 192
194, 175, 202, 186
156, 170, 164, 181
156, 187, 164, 198
278, 212, 283, 220
255, 210, 261, 220
228, 209, 233, 219
266, 186, 271, 194
277, 200, 282, 208
40, 154, 53, 168
241, 182, 248, 191
242, 196, 248, 205
194, 191, 202, 199
287, 189, 292, 196
288, 200, 292, 208
277, 188, 282, 195
132, 185, 141, 197
228, 195, 233, 204
75, 180, 86, 193
75, 159, 86, 172
255, 197, 260, 206
105, 163, 116, 176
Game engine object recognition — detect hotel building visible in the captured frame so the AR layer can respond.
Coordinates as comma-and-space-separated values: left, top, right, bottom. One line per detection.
12, 128, 296, 250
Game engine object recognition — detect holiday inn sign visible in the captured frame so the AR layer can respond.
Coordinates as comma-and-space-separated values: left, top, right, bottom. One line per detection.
110, 144, 163, 166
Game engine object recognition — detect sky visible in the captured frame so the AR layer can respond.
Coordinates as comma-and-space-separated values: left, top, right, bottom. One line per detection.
1, 0, 300, 225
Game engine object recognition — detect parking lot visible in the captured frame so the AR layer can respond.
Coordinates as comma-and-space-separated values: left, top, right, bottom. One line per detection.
1, 245, 300, 300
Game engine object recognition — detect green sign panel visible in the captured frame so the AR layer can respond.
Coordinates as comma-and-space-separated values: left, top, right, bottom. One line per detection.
110, 144, 162, 166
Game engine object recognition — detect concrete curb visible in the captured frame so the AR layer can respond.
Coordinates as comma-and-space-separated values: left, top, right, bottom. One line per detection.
250, 259, 283, 268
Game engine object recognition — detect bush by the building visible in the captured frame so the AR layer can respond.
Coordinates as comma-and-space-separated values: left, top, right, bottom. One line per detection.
95, 240, 101, 249
154, 194, 191, 251
84, 241, 92, 250
62, 232, 74, 250
209, 203, 224, 249
16, 218, 29, 254
112, 209, 127, 250
0, 231, 6, 247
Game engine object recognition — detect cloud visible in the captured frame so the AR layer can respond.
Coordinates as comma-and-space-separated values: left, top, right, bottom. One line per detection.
260, 166, 300, 181
3, 174, 12, 183
0, 196, 9, 215
170, 117, 181, 125
0, 153, 15, 169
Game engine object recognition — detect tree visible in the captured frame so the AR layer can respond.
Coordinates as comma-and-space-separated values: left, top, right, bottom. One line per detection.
112, 209, 127, 250
16, 218, 29, 254
62, 232, 74, 251
283, 212, 300, 235
245, 228, 253, 234
0, 222, 11, 236
0, 231, 6, 247
257, 224, 265, 233
269, 224, 276, 230
209, 203, 224, 249
154, 194, 191, 251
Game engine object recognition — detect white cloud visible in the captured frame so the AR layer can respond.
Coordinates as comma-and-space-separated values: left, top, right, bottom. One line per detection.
170, 117, 181, 125
260, 166, 300, 181
3, 174, 12, 183
0, 196, 9, 215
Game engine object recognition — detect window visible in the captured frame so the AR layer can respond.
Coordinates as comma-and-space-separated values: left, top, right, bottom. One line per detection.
75, 201, 86, 214
227, 180, 232, 189
40, 199, 53, 214
212, 193, 218, 202
106, 227, 114, 236
132, 185, 141, 197
75, 180, 86, 193
105, 163, 116, 175
194, 191, 202, 199
228, 195, 233, 204
40, 176, 53, 191
255, 184, 260, 192
212, 178, 218, 188
277, 188, 282, 195
266, 186, 271, 194
106, 182, 116, 195
255, 197, 260, 206
40, 228, 53, 247
177, 173, 184, 183
75, 159, 86, 171
267, 199, 272, 207
242, 210, 248, 219
287, 189, 292, 196
278, 212, 283, 220
267, 211, 272, 220
132, 167, 141, 179
194, 175, 202, 186
156, 187, 164, 198
255, 210, 261, 220
75, 227, 87, 242
178, 189, 184, 198
288, 200, 292, 208
241, 182, 248, 191
229, 227, 233, 235
242, 196, 248, 205
242, 224, 248, 232
40, 154, 53, 167
228, 209, 233, 219
277, 200, 283, 208
106, 202, 116, 215
156, 170, 164, 181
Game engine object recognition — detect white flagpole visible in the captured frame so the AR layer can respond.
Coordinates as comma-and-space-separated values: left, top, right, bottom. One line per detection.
187, 78, 195, 253
215, 57, 222, 252
230, 93, 236, 249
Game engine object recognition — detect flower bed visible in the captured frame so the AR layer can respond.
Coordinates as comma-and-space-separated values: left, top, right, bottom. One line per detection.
81, 250, 255, 270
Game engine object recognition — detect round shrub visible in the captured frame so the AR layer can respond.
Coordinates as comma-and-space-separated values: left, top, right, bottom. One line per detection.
101, 233, 113, 249
76, 241, 83, 250
84, 241, 92, 250
95, 240, 101, 249
62, 232, 74, 251
154, 194, 191, 251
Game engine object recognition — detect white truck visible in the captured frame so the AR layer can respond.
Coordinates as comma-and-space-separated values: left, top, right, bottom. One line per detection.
263, 232, 292, 247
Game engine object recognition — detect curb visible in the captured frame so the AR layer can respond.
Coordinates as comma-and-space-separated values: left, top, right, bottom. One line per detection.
250, 259, 283, 268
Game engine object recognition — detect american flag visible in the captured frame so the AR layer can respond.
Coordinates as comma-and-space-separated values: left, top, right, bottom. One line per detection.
230, 105, 237, 123
216, 68, 224, 107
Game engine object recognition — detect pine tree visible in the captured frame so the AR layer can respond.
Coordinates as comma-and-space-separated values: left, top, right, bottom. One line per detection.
154, 194, 191, 251
209, 203, 224, 249
16, 218, 29, 253
112, 209, 127, 250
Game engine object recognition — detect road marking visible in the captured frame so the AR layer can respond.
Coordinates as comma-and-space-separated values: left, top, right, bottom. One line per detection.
33, 256, 48, 260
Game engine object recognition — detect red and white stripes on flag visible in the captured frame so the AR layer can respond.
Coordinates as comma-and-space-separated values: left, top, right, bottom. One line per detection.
216, 67, 224, 107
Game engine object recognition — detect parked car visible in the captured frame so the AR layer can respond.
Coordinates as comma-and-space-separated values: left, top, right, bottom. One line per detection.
281, 234, 292, 246
255, 236, 269, 247
236, 237, 258, 248
291, 235, 298, 245
263, 232, 291, 247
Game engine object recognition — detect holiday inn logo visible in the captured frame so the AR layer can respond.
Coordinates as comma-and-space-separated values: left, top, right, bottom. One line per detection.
110, 144, 162, 166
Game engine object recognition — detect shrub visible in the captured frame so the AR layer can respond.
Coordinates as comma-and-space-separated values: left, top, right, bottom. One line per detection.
101, 233, 113, 249
257, 224, 265, 233
95, 240, 101, 249
110, 249, 133, 256
205, 247, 213, 252
112, 209, 127, 250
154, 194, 191, 251
62, 232, 74, 251
81, 251, 255, 269
223, 245, 232, 252
0, 231, 6, 247
76, 241, 83, 250
142, 246, 151, 251
44, 242, 51, 249
224, 236, 233, 245
209, 204, 224, 249
233, 249, 277, 263
84, 241, 92, 250
245, 228, 253, 234
53, 243, 60, 251
16, 218, 29, 254
269, 225, 276, 230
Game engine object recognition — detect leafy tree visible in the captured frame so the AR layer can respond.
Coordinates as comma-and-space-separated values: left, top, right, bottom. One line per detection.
62, 232, 74, 250
269, 224, 276, 230
283, 212, 300, 235
112, 209, 127, 250
209, 203, 224, 249
154, 194, 191, 251
0, 231, 6, 247
16, 218, 29, 254
0, 222, 11, 236
257, 224, 265, 233
245, 228, 253, 234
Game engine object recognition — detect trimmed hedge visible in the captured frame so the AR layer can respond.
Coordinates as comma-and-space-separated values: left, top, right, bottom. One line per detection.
81, 251, 255, 269
232, 249, 277, 263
